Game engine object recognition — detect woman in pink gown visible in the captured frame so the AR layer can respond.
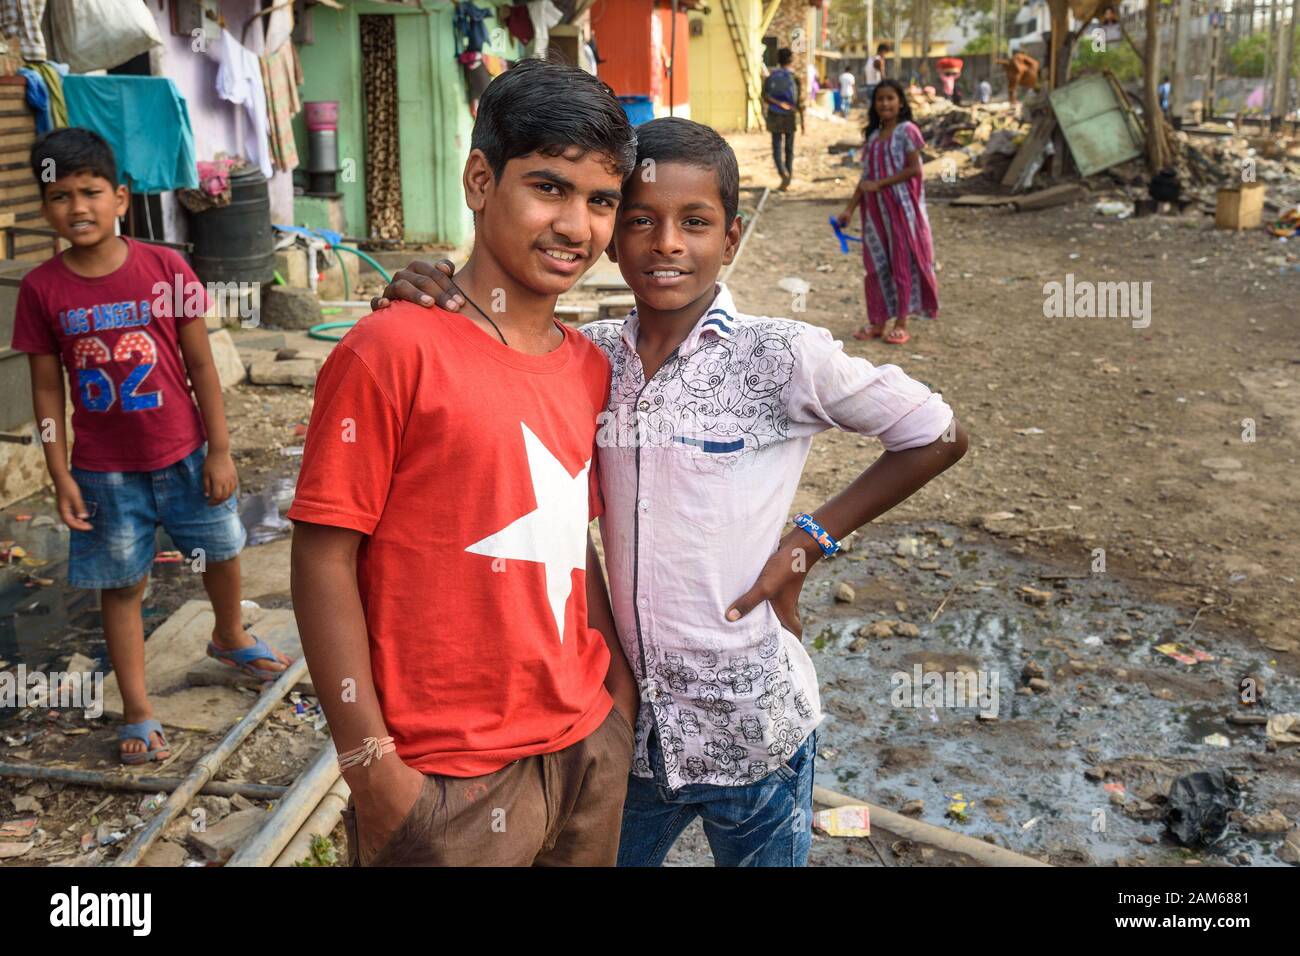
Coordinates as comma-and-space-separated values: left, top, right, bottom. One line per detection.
836, 79, 939, 345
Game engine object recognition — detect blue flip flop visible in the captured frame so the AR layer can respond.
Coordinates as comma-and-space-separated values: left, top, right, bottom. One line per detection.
206, 634, 287, 682
119, 718, 170, 766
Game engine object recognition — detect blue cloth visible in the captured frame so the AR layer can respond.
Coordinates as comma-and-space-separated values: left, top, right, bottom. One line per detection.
1158, 81, 1171, 112
18, 67, 51, 134
454, 2, 491, 53
63, 75, 198, 193
69, 444, 245, 589
617, 729, 816, 867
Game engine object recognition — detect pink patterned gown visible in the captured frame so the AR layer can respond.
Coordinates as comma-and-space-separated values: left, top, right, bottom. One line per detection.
859, 120, 940, 327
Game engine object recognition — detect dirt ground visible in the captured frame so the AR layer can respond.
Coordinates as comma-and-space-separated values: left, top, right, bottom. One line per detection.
2, 108, 1297, 868
725, 110, 1298, 668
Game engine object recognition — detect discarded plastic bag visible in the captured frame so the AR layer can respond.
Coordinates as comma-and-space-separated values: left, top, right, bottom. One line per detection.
1165, 768, 1240, 847
238, 482, 295, 547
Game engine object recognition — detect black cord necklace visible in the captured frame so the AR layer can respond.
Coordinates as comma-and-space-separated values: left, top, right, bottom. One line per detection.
457, 287, 509, 347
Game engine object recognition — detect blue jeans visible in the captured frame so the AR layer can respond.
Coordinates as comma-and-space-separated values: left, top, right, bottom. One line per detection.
69, 442, 245, 589
617, 729, 816, 867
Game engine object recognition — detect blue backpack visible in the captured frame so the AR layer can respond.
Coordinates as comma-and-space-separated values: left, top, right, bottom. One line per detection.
764, 68, 797, 111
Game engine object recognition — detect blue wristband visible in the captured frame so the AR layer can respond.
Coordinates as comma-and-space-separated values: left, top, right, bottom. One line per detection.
793, 513, 839, 557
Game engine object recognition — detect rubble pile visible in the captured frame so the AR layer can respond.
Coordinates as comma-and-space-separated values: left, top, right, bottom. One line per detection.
1175, 130, 1300, 208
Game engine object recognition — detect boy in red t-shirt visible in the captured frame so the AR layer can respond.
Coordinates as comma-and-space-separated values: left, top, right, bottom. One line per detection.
288, 60, 640, 866
9, 128, 289, 764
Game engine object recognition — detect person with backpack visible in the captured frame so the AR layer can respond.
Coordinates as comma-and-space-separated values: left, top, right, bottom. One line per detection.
763, 47, 802, 190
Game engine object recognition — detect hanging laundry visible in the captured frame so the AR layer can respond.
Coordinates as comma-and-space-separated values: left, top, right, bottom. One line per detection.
454, 2, 491, 54
259, 41, 302, 173
17, 66, 51, 133
526, 0, 563, 57
63, 75, 198, 193
212, 28, 273, 179
505, 4, 533, 45
1, 0, 48, 61
481, 53, 510, 78
32, 61, 67, 127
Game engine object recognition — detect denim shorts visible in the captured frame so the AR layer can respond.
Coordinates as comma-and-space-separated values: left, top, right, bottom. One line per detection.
618, 729, 817, 867
68, 443, 246, 590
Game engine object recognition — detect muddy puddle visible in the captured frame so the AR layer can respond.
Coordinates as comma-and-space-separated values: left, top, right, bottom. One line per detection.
0, 472, 300, 726
793, 522, 1300, 867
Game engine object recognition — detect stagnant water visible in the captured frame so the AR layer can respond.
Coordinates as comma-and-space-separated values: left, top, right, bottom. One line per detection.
793, 523, 1299, 867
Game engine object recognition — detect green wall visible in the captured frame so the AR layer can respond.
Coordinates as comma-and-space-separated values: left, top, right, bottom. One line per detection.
294, 0, 518, 246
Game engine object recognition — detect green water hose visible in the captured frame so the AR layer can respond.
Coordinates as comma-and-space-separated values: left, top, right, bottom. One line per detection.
307, 243, 395, 342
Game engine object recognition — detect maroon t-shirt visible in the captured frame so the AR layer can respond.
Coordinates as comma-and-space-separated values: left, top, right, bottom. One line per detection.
10, 239, 208, 472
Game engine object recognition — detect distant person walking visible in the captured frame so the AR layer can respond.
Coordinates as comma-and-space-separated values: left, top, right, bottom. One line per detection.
978, 78, 992, 104
836, 79, 939, 345
764, 47, 803, 190
838, 68, 856, 116
864, 42, 891, 103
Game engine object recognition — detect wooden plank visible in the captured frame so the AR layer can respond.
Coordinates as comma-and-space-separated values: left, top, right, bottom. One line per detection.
1002, 114, 1057, 192
951, 194, 1018, 207
1011, 182, 1089, 211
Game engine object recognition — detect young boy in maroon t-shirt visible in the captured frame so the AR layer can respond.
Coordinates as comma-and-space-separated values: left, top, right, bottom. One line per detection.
9, 128, 290, 763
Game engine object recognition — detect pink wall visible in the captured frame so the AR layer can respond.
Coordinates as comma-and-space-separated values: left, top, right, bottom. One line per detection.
145, 1, 294, 239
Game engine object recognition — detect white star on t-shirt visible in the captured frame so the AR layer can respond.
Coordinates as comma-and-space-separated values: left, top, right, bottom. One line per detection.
464, 422, 590, 643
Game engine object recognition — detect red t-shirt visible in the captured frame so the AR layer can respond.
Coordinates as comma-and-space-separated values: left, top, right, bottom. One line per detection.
9, 239, 208, 472
287, 303, 614, 777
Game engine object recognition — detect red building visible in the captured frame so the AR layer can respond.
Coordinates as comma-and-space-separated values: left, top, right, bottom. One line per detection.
590, 0, 692, 117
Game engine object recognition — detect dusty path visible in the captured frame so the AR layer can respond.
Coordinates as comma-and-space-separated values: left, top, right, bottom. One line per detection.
726, 111, 1299, 667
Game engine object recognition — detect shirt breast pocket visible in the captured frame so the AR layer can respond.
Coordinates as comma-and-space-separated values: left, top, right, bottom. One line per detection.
667, 436, 753, 533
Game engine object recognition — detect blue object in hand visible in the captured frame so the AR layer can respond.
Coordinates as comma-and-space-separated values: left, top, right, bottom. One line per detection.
829, 215, 863, 254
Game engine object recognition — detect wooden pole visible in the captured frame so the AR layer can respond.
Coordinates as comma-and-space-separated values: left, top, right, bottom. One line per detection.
1170, 0, 1190, 122
813, 785, 1053, 867
226, 742, 340, 867
0, 762, 287, 800
271, 776, 350, 867
110, 657, 308, 867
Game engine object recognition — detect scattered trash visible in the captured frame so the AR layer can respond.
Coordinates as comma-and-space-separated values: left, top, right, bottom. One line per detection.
1095, 199, 1131, 218
0, 543, 28, 563
1265, 713, 1300, 746
239, 480, 296, 547
153, 550, 183, 564
1021, 816, 1041, 830
279, 445, 305, 457
777, 276, 810, 295
138, 792, 168, 815
1165, 768, 1241, 848
0, 817, 37, 840
1103, 781, 1126, 795
945, 793, 972, 823
1154, 642, 1215, 665
1013, 427, 1045, 435
0, 841, 33, 859
1202, 733, 1230, 748
812, 804, 871, 837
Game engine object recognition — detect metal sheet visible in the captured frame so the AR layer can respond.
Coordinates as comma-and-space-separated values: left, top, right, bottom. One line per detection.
1049, 74, 1143, 178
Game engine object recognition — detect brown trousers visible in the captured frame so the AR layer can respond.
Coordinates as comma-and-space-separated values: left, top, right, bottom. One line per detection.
342, 706, 635, 867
